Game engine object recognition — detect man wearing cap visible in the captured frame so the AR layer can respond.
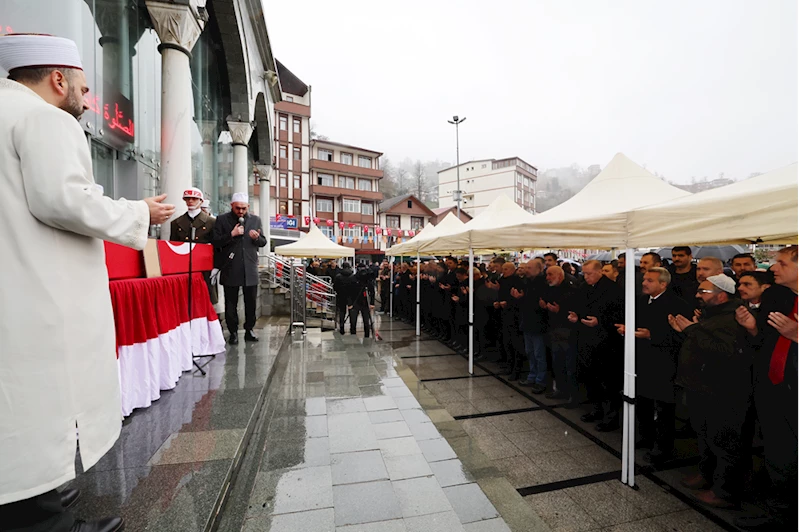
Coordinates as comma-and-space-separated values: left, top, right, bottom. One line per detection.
669, 274, 749, 509
201, 199, 212, 215
170, 188, 215, 244
212, 193, 266, 344
0, 34, 174, 531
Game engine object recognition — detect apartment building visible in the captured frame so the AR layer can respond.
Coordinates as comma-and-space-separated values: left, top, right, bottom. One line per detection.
270, 60, 311, 236
437, 157, 538, 217
310, 139, 384, 258
429, 206, 472, 225
377, 194, 436, 251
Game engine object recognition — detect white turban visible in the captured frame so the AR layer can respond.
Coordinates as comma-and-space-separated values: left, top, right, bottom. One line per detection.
0, 34, 83, 72
231, 193, 249, 204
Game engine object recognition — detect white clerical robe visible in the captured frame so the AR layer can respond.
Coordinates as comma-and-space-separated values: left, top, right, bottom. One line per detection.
0, 79, 149, 504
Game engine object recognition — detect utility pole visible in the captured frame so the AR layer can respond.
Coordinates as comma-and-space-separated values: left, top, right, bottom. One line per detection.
447, 116, 466, 218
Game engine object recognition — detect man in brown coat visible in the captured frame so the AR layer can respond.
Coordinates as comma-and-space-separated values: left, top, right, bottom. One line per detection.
170, 187, 216, 244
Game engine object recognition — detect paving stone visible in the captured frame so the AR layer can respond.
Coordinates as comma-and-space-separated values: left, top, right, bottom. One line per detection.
392, 476, 454, 518
383, 454, 434, 481
443, 483, 499, 524
333, 480, 402, 526
404, 511, 465, 532
419, 438, 458, 463
379, 436, 423, 458
374, 421, 413, 440
331, 450, 389, 485
430, 459, 476, 488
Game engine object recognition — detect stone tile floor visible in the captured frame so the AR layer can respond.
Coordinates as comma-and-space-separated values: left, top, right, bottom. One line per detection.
239, 319, 523, 532
64, 316, 290, 531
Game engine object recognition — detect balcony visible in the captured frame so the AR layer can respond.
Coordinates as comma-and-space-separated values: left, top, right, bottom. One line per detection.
310, 184, 383, 201
310, 158, 383, 179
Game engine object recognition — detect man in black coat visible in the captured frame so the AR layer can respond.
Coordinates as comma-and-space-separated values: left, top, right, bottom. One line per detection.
668, 246, 699, 309
567, 260, 624, 431
211, 193, 266, 344
541, 266, 577, 403
350, 264, 376, 338
616, 267, 691, 464
513, 260, 549, 392
497, 262, 525, 378
333, 262, 356, 334
735, 246, 798, 530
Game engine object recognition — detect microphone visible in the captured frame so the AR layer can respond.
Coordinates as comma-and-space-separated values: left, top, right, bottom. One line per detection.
238, 217, 245, 225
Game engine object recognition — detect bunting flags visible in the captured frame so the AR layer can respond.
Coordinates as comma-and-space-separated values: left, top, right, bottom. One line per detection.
348, 223, 355, 229
363, 225, 370, 233
376, 227, 383, 235
338, 221, 345, 229
313, 217, 320, 225
386, 228, 392, 237
304, 216, 311, 225
326, 219, 334, 227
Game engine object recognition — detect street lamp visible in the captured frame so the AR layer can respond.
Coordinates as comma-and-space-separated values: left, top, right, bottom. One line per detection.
447, 115, 466, 218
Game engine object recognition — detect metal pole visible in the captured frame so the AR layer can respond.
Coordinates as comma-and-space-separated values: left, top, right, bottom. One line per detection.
455, 122, 461, 218
621, 246, 637, 486
389, 256, 394, 319
416, 252, 421, 336
468, 247, 474, 375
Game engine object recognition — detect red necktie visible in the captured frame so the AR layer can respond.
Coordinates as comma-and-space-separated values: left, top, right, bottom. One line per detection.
768, 297, 798, 385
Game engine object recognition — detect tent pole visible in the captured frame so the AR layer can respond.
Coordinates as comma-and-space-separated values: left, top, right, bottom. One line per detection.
416, 252, 421, 336
621, 246, 637, 486
389, 256, 394, 319
468, 247, 474, 375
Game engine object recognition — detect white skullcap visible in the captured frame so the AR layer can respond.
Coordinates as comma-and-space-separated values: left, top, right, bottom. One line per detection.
183, 187, 203, 200
0, 34, 83, 72
231, 192, 249, 204
707, 274, 736, 294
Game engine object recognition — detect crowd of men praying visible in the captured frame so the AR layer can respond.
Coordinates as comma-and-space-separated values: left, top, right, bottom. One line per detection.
324, 245, 797, 529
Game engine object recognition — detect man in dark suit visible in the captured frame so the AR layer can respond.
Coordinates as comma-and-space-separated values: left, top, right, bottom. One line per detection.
211, 193, 266, 344
616, 267, 691, 465
568, 260, 624, 431
735, 246, 797, 530
171, 188, 217, 303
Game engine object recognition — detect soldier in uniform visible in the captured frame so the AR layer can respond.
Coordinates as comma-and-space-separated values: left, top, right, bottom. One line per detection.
170, 187, 217, 303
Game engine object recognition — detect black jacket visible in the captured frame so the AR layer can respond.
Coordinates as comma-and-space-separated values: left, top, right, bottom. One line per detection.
668, 264, 699, 309
675, 298, 747, 397
542, 280, 575, 330
569, 275, 624, 353
351, 268, 376, 306
747, 285, 797, 390
635, 291, 692, 402
333, 268, 357, 306
211, 211, 266, 286
517, 274, 548, 334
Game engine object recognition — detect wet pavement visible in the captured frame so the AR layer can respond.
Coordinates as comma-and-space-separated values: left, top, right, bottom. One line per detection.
64, 316, 290, 531
236, 318, 528, 531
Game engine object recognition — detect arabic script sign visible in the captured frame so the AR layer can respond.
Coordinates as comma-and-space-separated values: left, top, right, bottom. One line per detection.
84, 87, 135, 143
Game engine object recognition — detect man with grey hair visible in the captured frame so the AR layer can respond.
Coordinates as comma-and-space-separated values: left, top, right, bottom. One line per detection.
670, 274, 748, 508
696, 256, 724, 283
616, 267, 690, 465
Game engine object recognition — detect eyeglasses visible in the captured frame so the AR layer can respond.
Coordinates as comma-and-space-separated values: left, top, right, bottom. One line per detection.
696, 289, 716, 294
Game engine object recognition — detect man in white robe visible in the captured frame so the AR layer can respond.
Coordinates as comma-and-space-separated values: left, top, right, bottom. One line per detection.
0, 34, 174, 532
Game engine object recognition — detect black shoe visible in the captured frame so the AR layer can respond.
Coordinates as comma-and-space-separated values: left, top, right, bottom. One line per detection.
645, 449, 673, 467
70, 517, 125, 532
596, 418, 620, 432
581, 410, 603, 422
339, 329, 345, 334
60, 488, 80, 510
228, 334, 239, 345
530, 384, 546, 395
244, 330, 259, 342
733, 514, 781, 531
635, 439, 655, 450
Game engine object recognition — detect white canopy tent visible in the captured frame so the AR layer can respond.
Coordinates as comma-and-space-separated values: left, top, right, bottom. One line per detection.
628, 163, 798, 247
274, 224, 355, 258
385, 223, 436, 256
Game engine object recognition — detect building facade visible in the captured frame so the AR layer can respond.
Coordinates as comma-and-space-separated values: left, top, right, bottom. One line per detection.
309, 139, 384, 258
437, 157, 538, 217
377, 194, 435, 251
3, 0, 282, 238
267, 60, 311, 245
429, 206, 472, 225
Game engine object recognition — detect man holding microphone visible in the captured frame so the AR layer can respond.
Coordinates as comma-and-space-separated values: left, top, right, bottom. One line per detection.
212, 193, 266, 344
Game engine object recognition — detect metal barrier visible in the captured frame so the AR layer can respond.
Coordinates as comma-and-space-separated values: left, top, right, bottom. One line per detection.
260, 253, 336, 330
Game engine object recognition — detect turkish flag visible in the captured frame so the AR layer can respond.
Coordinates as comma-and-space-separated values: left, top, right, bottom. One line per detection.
338, 221, 345, 229
326, 219, 334, 227
386, 228, 392, 236
275, 213, 281, 222
376, 227, 383, 235
348, 223, 355, 229
363, 225, 370, 233
409, 230, 416, 237
304, 216, 311, 225
313, 217, 320, 225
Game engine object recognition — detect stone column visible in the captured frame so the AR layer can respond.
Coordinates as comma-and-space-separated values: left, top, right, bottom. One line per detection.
199, 120, 217, 205
256, 164, 272, 253
227, 120, 254, 196
145, 1, 205, 239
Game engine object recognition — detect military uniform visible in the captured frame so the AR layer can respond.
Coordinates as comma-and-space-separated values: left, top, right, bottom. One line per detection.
170, 211, 217, 303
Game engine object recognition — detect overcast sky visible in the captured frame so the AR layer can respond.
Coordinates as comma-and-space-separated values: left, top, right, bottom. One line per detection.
263, 0, 797, 183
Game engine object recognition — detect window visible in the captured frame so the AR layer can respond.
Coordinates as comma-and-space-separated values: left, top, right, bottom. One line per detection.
316, 198, 333, 212
358, 155, 372, 168
407, 200, 413, 208
319, 148, 333, 161
317, 173, 334, 186
343, 226, 361, 239
279, 145, 287, 159
411, 216, 424, 230
340, 176, 355, 189
525, 177, 532, 189
293, 201, 301, 216
358, 179, 372, 191
386, 215, 400, 228
320, 225, 334, 239
279, 173, 288, 187
279, 115, 287, 131
516, 173, 522, 184
341, 153, 353, 165
293, 147, 301, 160
293, 175, 301, 189
293, 118, 301, 134
285, 95, 294, 102
279, 201, 288, 215
342, 199, 360, 213
361, 202, 374, 215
